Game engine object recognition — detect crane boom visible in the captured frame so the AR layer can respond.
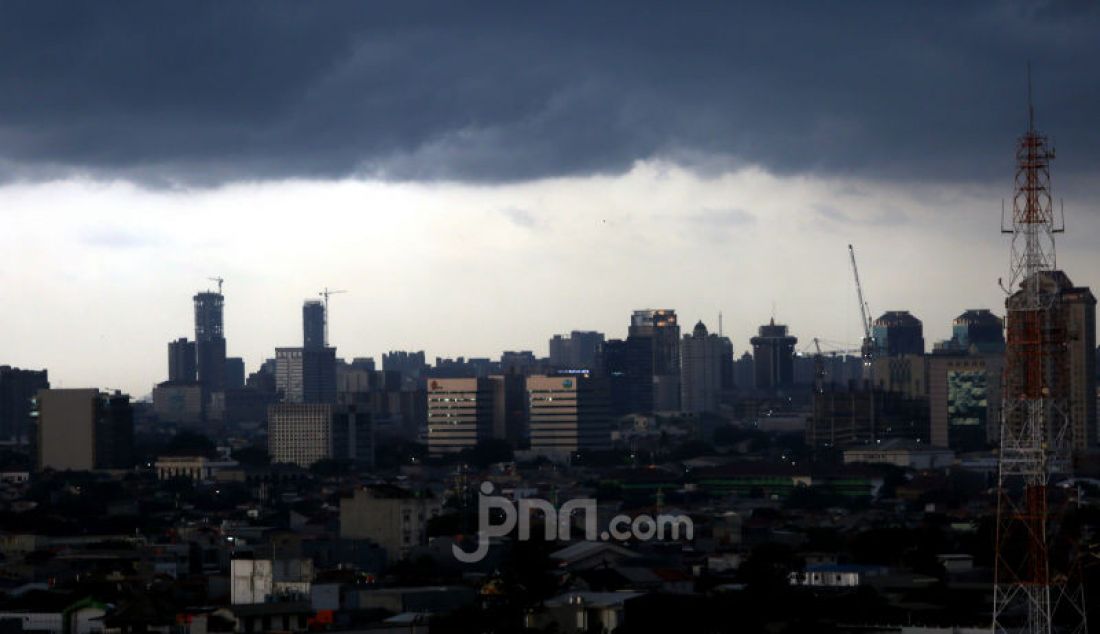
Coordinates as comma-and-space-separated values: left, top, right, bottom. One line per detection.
847, 245, 872, 339
319, 287, 347, 347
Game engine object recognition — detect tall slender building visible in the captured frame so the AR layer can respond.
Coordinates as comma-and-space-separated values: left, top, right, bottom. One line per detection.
194, 290, 227, 398
168, 338, 197, 382
303, 300, 326, 350
680, 321, 724, 414
629, 309, 680, 411
0, 366, 49, 444
750, 318, 797, 391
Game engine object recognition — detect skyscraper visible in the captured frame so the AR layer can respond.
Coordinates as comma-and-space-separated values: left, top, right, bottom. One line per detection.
527, 374, 611, 454
276, 347, 337, 404
629, 309, 680, 411
224, 357, 246, 390
0, 366, 49, 444
951, 309, 1005, 353
194, 290, 227, 397
303, 300, 325, 350
872, 311, 925, 356
167, 337, 197, 382
426, 378, 494, 454
680, 321, 724, 414
750, 318, 798, 391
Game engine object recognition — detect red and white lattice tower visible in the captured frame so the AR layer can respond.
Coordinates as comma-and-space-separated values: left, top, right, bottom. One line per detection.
992, 78, 1088, 634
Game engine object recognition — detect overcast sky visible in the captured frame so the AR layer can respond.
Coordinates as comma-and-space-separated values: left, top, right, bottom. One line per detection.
1, 1, 1099, 397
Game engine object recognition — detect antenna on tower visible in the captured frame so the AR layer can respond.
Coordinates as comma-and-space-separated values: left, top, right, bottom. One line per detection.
1027, 61, 1034, 132
208, 277, 224, 294
319, 287, 347, 347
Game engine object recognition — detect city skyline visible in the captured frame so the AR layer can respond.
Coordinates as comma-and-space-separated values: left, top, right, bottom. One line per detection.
2, 3, 1100, 396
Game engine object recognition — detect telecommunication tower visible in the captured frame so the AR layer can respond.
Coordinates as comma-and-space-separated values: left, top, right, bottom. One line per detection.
992, 74, 1087, 634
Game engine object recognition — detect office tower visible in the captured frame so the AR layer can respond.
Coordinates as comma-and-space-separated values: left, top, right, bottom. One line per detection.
36, 389, 133, 471
549, 331, 606, 369
599, 339, 630, 416
490, 374, 527, 447
951, 309, 1005, 353
733, 352, 754, 390
426, 378, 494, 454
1003, 271, 1096, 453
224, 357, 245, 390
928, 350, 1003, 451
871, 355, 928, 399
275, 347, 337, 404
750, 318, 798, 391
268, 403, 373, 468
872, 310, 925, 356
718, 336, 735, 392
680, 321, 724, 414
303, 300, 325, 350
0, 366, 49, 444
629, 309, 680, 411
167, 338, 197, 382
527, 374, 611, 454
194, 291, 227, 397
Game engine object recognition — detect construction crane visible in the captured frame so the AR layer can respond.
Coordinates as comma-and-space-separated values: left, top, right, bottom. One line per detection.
319, 287, 347, 347
808, 337, 862, 393
847, 245, 875, 374
208, 276, 224, 295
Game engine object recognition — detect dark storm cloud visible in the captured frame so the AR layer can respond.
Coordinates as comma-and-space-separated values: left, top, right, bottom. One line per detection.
0, 1, 1097, 186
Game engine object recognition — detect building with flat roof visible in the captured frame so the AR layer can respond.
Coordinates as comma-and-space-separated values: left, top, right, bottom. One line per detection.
275, 347, 337, 404
680, 321, 725, 414
267, 403, 373, 468
426, 378, 494, 454
0, 366, 49, 444
36, 388, 133, 471
629, 309, 680, 411
528, 374, 611, 454
167, 338, 197, 383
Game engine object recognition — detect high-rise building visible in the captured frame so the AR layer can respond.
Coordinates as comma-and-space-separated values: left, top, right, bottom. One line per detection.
491, 374, 528, 447
928, 350, 1003, 451
303, 300, 325, 350
224, 357, 246, 390
950, 309, 1005, 353
382, 351, 427, 380
680, 321, 724, 414
36, 389, 133, 471
194, 291, 227, 397
872, 311, 925, 356
0, 366, 49, 444
167, 338, 197, 383
527, 374, 611, 454
1003, 271, 1097, 454
268, 403, 373, 468
275, 347, 337, 404
426, 378, 494, 455
549, 331, 606, 369
750, 318, 798, 391
629, 309, 680, 411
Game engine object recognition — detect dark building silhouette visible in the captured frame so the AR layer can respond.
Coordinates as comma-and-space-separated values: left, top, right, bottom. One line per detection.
750, 319, 797, 391
224, 357, 246, 390
36, 389, 133, 471
382, 351, 427, 380
0, 366, 49, 444
1004, 271, 1096, 453
951, 309, 1005, 353
872, 310, 925, 356
303, 300, 326, 350
167, 337, 197, 382
629, 309, 680, 411
276, 347, 337, 404
194, 291, 227, 397
549, 330, 606, 369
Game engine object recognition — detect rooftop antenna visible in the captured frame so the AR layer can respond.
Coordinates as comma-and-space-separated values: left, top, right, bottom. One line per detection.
208, 277, 224, 294
718, 311, 724, 337
319, 287, 347, 347
1027, 61, 1034, 133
